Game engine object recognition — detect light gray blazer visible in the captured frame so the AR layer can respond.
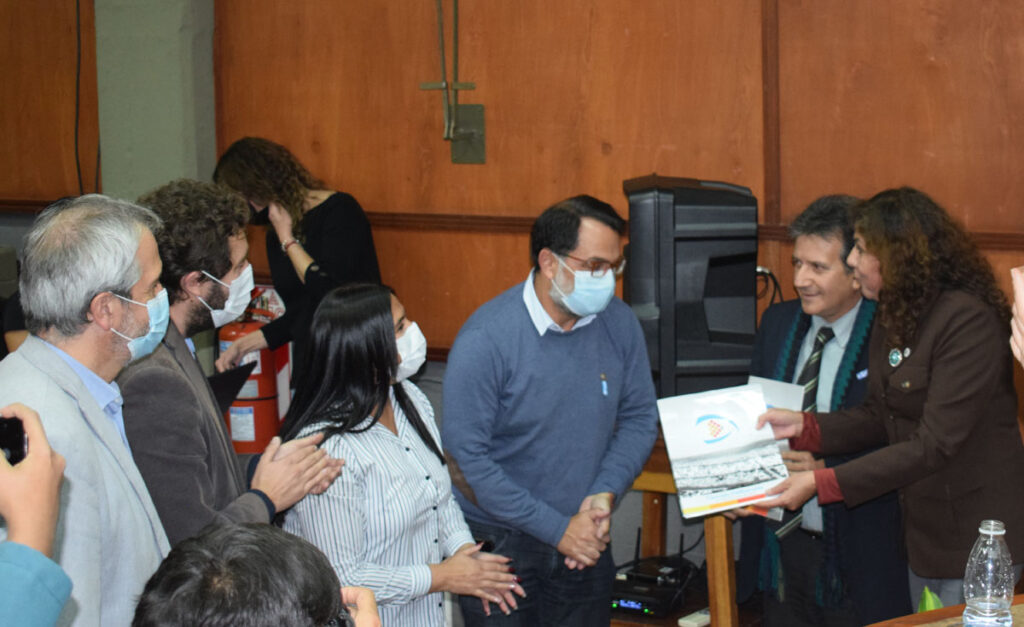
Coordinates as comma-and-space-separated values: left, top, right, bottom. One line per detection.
0, 335, 169, 626
118, 324, 268, 547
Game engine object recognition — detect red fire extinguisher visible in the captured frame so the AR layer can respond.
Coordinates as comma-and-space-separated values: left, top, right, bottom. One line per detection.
219, 320, 281, 455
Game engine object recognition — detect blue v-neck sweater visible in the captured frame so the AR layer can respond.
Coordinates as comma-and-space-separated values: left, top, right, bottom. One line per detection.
442, 282, 658, 547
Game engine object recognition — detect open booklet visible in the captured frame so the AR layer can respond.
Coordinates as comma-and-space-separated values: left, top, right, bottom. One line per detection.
657, 382, 793, 519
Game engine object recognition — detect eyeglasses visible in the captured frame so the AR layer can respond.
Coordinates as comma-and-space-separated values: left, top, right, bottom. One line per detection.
560, 253, 627, 278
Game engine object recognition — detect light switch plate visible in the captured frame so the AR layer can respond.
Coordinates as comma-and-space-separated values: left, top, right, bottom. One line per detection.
451, 104, 485, 164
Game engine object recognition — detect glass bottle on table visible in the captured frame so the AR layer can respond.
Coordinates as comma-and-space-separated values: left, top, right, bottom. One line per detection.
963, 519, 1014, 626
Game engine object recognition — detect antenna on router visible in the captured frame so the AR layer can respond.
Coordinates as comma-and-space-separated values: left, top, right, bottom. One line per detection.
632, 526, 642, 565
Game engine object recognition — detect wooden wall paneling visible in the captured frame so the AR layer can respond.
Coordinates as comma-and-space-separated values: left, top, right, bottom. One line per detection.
214, 1, 765, 219
761, 0, 781, 225
245, 223, 529, 351
370, 228, 532, 350
217, 0, 768, 354
777, 0, 1024, 231
0, 0, 99, 201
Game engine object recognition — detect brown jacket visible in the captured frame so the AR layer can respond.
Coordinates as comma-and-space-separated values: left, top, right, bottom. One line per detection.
118, 324, 269, 546
818, 290, 1024, 577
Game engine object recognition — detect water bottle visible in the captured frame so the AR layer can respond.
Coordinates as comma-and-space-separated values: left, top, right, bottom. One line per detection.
963, 519, 1014, 626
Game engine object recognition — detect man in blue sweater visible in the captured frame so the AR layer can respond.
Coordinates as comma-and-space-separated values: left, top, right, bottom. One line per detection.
443, 195, 658, 626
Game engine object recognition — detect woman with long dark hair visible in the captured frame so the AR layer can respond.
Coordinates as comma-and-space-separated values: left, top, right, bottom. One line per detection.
279, 284, 523, 627
758, 187, 1024, 607
212, 137, 381, 373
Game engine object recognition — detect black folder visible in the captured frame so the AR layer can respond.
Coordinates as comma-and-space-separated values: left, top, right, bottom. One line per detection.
206, 361, 258, 415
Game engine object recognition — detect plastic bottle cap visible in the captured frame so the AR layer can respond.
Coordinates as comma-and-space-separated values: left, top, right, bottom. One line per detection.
979, 520, 1007, 535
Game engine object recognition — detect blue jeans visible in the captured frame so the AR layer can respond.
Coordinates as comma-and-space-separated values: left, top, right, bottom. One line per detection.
459, 519, 615, 626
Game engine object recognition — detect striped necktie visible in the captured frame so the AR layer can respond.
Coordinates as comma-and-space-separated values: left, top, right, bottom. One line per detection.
796, 326, 834, 412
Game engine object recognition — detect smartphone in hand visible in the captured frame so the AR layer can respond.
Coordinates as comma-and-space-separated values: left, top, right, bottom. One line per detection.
0, 417, 25, 465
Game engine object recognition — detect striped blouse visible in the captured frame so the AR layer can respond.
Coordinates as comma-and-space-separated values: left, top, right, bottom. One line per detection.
282, 381, 475, 627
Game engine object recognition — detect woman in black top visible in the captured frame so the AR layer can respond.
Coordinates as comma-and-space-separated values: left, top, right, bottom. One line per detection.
213, 137, 381, 373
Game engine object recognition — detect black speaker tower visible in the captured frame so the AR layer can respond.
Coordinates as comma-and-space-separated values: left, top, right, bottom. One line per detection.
623, 175, 758, 398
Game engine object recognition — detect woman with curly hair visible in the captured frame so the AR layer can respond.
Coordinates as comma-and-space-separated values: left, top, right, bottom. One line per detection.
212, 137, 381, 373
757, 187, 1024, 607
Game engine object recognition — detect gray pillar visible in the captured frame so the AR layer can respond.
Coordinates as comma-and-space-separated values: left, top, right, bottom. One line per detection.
94, 0, 216, 200
95, 0, 218, 371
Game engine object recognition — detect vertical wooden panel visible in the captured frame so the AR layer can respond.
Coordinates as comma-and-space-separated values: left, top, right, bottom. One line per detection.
0, 0, 100, 201
761, 0, 781, 225
777, 1, 1024, 231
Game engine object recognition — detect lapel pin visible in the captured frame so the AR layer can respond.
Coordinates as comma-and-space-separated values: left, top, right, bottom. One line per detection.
888, 348, 903, 367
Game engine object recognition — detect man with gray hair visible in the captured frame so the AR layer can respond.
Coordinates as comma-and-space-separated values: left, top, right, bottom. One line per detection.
0, 195, 171, 626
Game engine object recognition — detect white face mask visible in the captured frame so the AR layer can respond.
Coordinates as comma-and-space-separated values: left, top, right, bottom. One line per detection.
549, 255, 616, 317
198, 264, 254, 328
395, 321, 427, 382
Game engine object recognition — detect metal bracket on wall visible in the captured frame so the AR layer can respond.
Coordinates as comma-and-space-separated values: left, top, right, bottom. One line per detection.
418, 0, 485, 163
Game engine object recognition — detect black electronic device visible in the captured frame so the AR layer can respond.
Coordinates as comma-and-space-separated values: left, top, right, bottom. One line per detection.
0, 416, 25, 465
623, 174, 758, 398
610, 529, 698, 617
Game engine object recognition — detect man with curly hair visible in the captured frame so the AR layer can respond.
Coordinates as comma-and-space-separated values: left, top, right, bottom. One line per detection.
118, 179, 342, 546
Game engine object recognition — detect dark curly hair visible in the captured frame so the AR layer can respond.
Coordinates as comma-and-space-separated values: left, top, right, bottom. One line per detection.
137, 179, 249, 305
212, 137, 325, 239
851, 187, 1009, 346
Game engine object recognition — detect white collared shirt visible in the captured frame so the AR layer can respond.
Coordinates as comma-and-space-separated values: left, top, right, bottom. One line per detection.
522, 269, 597, 336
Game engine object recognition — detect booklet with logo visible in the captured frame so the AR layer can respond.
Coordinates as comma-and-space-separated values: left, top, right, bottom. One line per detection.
657, 383, 789, 519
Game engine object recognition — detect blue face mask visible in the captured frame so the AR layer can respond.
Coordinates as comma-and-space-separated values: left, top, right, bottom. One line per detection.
550, 255, 616, 317
112, 289, 169, 361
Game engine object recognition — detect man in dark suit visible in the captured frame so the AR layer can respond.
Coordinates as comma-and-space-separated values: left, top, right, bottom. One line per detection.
118, 180, 342, 546
737, 195, 910, 625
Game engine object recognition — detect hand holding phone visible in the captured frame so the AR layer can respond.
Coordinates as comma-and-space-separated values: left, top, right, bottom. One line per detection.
0, 404, 66, 557
0, 415, 25, 465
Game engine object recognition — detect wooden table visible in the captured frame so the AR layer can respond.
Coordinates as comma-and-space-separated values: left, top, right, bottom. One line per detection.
619, 437, 740, 627
867, 594, 1024, 626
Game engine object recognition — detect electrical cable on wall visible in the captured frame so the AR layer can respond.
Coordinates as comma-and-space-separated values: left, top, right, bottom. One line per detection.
74, 0, 83, 194
756, 265, 783, 304
73, 0, 100, 195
